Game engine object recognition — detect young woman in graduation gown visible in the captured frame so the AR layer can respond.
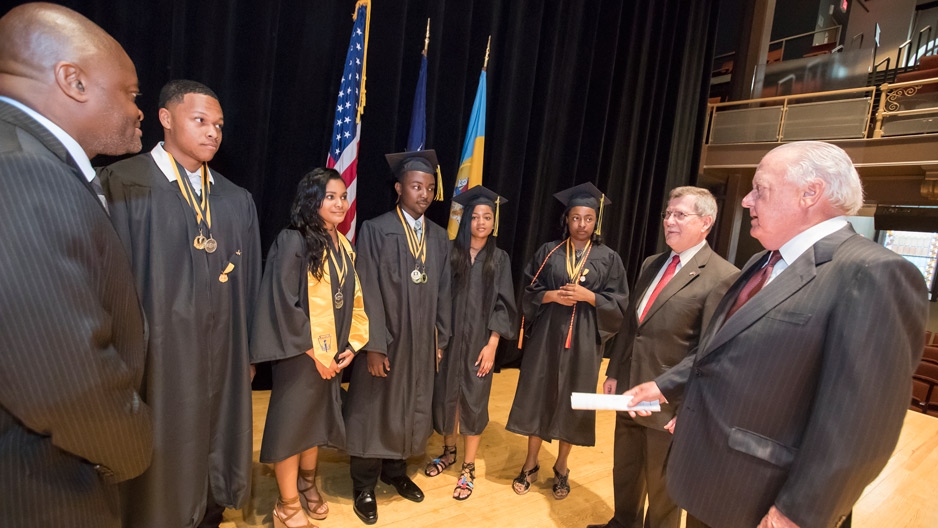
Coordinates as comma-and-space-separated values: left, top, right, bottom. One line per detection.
250, 168, 369, 528
425, 187, 518, 500
506, 183, 628, 501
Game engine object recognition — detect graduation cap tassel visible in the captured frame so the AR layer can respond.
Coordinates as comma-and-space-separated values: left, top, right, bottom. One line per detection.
494, 196, 500, 237
595, 192, 605, 235
435, 165, 444, 201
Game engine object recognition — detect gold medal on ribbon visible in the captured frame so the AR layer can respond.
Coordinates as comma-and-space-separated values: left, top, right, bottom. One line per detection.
397, 207, 428, 285
168, 152, 216, 253
328, 238, 349, 308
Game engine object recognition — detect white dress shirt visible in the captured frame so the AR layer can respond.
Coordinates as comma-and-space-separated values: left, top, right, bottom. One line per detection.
635, 239, 708, 318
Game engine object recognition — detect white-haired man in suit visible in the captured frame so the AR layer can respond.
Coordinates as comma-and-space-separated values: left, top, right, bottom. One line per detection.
626, 141, 927, 528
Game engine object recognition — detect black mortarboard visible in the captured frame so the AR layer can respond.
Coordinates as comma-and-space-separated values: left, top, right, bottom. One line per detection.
384, 149, 444, 201
452, 185, 507, 236
553, 182, 611, 235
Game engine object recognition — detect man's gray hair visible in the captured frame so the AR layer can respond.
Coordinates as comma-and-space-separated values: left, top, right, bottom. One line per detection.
669, 186, 718, 227
773, 141, 864, 215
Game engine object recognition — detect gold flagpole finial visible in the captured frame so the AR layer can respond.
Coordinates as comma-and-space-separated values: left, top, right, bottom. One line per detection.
423, 18, 430, 56
483, 35, 491, 71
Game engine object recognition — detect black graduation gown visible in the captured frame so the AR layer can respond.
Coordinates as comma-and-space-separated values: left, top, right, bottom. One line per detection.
251, 229, 354, 462
506, 241, 628, 446
343, 210, 452, 459
432, 246, 517, 436
100, 153, 260, 528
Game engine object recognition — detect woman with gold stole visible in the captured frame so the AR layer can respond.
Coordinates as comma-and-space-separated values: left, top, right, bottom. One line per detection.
506, 182, 628, 501
425, 186, 518, 501
250, 168, 368, 528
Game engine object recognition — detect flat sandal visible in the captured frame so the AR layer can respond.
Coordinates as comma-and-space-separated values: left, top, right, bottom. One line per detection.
453, 462, 475, 500
424, 444, 457, 477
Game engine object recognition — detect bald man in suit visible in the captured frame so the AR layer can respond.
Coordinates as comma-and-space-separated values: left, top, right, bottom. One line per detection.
626, 141, 928, 528
0, 4, 151, 528
587, 186, 738, 528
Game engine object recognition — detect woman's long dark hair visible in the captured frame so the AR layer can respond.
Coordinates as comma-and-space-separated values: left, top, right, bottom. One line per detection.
451, 202, 497, 303
560, 205, 604, 245
290, 167, 344, 280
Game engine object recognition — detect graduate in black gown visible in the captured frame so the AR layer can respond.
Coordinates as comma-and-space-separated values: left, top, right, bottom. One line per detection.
506, 183, 628, 501
425, 186, 518, 501
251, 169, 369, 528
100, 80, 261, 528
343, 150, 452, 525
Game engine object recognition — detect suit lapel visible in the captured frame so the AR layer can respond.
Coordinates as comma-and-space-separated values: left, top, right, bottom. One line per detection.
641, 245, 712, 325
698, 226, 857, 359
0, 100, 88, 183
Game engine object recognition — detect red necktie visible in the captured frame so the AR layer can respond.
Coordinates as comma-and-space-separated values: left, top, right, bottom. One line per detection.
639, 255, 680, 322
726, 251, 782, 320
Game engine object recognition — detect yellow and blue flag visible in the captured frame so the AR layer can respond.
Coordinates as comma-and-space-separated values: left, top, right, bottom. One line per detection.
447, 69, 486, 239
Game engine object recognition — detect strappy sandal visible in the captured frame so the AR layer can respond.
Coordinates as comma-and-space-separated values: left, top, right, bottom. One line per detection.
424, 444, 457, 477
552, 466, 570, 500
453, 462, 475, 500
273, 496, 317, 528
297, 468, 329, 520
511, 463, 539, 495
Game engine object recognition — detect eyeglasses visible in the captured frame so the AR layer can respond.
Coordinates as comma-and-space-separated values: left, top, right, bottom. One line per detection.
661, 210, 702, 221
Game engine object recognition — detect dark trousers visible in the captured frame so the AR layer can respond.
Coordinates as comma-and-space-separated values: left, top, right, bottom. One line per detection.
612, 413, 680, 528
196, 483, 225, 528
350, 456, 407, 493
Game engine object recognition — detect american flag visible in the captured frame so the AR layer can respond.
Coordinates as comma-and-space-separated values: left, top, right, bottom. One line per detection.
327, 0, 370, 240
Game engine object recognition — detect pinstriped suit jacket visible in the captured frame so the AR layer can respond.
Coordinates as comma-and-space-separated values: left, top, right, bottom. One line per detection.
0, 101, 152, 528
656, 225, 928, 528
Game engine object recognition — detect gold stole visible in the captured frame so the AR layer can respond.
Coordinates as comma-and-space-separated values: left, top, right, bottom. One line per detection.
307, 233, 369, 366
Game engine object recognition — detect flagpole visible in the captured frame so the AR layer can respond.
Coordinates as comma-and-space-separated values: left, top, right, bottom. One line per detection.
424, 18, 430, 56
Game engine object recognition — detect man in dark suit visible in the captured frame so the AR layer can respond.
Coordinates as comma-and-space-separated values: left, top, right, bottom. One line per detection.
626, 141, 928, 528
587, 186, 738, 528
0, 3, 151, 528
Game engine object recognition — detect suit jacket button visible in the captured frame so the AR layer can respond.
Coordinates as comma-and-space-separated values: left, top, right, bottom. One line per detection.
695, 368, 702, 376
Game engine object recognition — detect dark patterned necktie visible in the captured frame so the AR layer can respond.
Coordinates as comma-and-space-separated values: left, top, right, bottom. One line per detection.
725, 251, 782, 320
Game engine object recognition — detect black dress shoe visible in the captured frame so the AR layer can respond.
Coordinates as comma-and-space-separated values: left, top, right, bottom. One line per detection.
380, 474, 425, 502
353, 489, 378, 525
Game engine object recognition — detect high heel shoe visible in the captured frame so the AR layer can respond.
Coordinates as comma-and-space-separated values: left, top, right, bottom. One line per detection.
552, 466, 570, 500
511, 463, 539, 495
273, 496, 317, 528
297, 467, 329, 520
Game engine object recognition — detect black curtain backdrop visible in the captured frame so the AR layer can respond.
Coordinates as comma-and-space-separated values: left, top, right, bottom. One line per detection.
4, 0, 719, 367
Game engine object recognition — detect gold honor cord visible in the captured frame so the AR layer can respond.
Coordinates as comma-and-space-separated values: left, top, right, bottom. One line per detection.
167, 152, 215, 252
329, 240, 349, 309
564, 238, 593, 349
396, 206, 428, 283
565, 239, 592, 282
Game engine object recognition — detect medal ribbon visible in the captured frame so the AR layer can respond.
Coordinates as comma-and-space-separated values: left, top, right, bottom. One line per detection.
168, 152, 212, 230
329, 238, 348, 290
565, 239, 591, 282
396, 206, 427, 267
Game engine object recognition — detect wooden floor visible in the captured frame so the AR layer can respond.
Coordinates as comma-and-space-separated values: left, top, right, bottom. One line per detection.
222, 360, 938, 528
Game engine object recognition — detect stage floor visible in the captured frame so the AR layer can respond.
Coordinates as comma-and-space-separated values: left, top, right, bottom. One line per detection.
222, 359, 938, 528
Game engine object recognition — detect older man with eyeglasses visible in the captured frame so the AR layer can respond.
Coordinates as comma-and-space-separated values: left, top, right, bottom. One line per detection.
588, 186, 738, 528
